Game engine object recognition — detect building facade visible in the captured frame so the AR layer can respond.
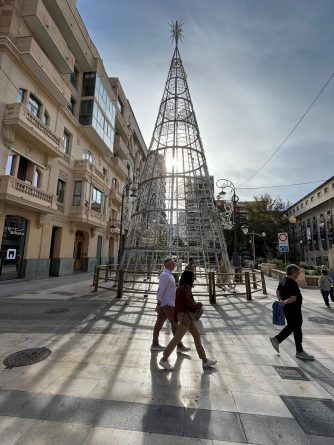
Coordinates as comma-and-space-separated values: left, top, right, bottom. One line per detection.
0, 0, 147, 281
287, 177, 334, 267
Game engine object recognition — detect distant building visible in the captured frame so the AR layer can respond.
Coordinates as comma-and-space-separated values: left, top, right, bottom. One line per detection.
287, 177, 334, 267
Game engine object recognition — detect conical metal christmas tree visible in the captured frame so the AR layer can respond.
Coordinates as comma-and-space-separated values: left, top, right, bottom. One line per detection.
121, 22, 230, 276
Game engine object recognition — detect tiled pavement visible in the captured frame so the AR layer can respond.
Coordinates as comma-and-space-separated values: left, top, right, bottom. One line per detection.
0, 274, 333, 444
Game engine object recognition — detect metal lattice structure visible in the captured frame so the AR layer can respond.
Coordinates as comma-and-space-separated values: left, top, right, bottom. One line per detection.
121, 22, 230, 276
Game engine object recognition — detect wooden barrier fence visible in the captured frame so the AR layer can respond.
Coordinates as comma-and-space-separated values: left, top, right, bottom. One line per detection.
92, 265, 267, 303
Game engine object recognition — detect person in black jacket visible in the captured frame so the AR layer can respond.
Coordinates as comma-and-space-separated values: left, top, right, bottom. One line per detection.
270, 264, 314, 360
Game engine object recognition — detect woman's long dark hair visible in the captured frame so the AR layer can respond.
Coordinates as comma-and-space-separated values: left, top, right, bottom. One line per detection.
179, 270, 194, 287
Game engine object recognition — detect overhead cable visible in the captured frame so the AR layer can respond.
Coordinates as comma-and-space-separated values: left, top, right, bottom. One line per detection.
239, 72, 334, 187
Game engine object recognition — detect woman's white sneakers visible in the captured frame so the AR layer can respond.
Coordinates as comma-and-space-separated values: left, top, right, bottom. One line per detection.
159, 357, 217, 370
159, 358, 174, 371
203, 359, 217, 368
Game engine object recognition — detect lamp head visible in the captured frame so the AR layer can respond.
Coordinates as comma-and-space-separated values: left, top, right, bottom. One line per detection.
289, 216, 297, 224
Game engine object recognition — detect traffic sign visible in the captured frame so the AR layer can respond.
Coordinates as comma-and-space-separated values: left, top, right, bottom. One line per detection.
278, 232, 289, 254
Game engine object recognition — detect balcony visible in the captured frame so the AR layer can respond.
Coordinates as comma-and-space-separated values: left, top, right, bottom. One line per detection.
110, 188, 122, 206
69, 205, 107, 228
22, 0, 75, 74
73, 160, 106, 184
108, 220, 121, 234
81, 124, 113, 158
0, 176, 57, 213
115, 109, 131, 139
114, 134, 130, 160
110, 156, 128, 180
3, 103, 64, 158
16, 36, 71, 105
43, 0, 95, 71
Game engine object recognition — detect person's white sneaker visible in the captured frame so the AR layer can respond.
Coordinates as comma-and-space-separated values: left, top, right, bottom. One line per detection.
296, 351, 314, 361
203, 359, 217, 368
150, 344, 165, 351
159, 358, 174, 371
270, 337, 280, 354
177, 345, 191, 352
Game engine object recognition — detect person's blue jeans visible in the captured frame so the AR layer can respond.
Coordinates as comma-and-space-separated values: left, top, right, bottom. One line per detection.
321, 289, 330, 306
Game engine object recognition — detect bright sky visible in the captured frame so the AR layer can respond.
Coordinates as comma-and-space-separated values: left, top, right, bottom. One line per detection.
77, 0, 334, 204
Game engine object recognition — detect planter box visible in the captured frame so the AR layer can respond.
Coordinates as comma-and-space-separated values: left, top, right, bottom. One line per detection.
305, 275, 320, 287
270, 269, 308, 288
261, 263, 277, 276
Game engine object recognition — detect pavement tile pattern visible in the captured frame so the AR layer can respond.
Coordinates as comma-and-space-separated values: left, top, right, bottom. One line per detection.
0, 272, 333, 444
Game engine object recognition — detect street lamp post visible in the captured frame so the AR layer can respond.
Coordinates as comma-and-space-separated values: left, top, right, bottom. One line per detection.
241, 226, 266, 264
216, 179, 240, 268
289, 216, 297, 263
117, 181, 137, 266
300, 239, 304, 263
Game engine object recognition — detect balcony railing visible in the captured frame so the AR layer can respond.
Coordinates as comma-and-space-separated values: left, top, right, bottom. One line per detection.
69, 205, 107, 227
0, 176, 57, 212
16, 35, 71, 105
73, 160, 105, 182
3, 103, 64, 158
22, 0, 75, 74
110, 187, 122, 205
110, 156, 128, 179
114, 134, 130, 160
109, 220, 121, 234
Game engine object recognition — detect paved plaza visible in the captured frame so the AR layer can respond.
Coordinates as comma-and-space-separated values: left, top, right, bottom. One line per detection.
0, 273, 333, 444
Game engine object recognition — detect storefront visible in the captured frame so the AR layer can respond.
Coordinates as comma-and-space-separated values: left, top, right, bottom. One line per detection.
0, 215, 27, 280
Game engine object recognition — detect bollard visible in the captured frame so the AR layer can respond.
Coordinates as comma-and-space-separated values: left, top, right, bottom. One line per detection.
252, 270, 258, 290
93, 266, 100, 292
105, 265, 108, 282
245, 271, 252, 301
261, 270, 267, 295
211, 271, 216, 304
117, 269, 124, 299
209, 272, 216, 304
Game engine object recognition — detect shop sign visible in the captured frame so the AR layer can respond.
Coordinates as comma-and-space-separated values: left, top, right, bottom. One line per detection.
5, 226, 25, 236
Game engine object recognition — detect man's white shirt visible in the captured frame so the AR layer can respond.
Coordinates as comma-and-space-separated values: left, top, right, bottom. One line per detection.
157, 268, 176, 307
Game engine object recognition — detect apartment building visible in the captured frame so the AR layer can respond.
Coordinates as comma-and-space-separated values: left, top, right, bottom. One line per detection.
287, 176, 334, 267
0, 0, 147, 281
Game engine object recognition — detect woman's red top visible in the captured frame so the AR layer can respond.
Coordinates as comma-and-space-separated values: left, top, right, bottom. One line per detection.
174, 284, 198, 321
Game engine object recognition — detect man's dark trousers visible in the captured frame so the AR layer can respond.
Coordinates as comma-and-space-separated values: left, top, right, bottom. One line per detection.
275, 307, 303, 353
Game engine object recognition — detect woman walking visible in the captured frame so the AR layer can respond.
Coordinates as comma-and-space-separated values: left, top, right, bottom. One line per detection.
318, 269, 332, 309
159, 270, 217, 371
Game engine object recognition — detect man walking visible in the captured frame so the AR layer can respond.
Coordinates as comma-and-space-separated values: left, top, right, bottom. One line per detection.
270, 264, 314, 360
151, 258, 189, 352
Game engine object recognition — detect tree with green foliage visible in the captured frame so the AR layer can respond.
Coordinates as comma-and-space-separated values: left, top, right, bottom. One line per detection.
244, 194, 290, 260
